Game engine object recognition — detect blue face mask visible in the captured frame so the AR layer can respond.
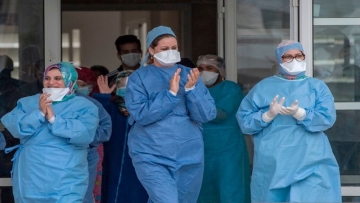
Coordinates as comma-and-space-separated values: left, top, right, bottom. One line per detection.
116, 87, 126, 97
77, 86, 91, 96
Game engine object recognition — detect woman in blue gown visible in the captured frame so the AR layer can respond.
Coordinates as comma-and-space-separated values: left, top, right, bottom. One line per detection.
125, 25, 216, 203
237, 40, 341, 202
1, 62, 99, 203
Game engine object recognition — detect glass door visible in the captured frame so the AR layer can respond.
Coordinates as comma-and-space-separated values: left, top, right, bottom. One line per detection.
313, 0, 360, 201
0, 0, 60, 202
234, 0, 295, 94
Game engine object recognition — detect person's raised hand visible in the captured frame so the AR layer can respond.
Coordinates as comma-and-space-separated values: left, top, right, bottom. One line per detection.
97, 75, 116, 94
170, 68, 181, 94
46, 105, 54, 121
39, 93, 52, 115
185, 68, 200, 88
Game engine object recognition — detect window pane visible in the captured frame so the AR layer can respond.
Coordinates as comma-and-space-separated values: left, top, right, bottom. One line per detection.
313, 25, 360, 102
314, 0, 360, 18
237, 0, 290, 94
0, 0, 44, 179
327, 110, 360, 177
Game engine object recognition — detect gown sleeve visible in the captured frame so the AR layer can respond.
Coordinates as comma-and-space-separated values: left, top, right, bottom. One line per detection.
298, 81, 336, 132
88, 97, 112, 146
49, 100, 99, 147
125, 71, 180, 126
185, 79, 216, 123
211, 82, 243, 123
236, 90, 270, 135
1, 97, 46, 139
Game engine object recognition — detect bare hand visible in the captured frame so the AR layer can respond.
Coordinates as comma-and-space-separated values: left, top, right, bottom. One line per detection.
185, 68, 200, 88
39, 93, 52, 115
97, 75, 116, 94
46, 106, 54, 120
170, 68, 181, 94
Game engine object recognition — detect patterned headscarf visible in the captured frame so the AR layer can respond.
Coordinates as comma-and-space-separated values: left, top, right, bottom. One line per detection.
44, 62, 78, 102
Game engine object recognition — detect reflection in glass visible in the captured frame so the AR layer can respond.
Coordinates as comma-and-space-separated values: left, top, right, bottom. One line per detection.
343, 196, 360, 203
326, 110, 360, 176
313, 28, 360, 102
0, 0, 44, 202
314, 0, 360, 18
236, 0, 290, 94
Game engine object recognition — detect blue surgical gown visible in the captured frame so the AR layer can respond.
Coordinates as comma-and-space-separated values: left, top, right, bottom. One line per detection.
125, 64, 216, 203
77, 93, 112, 203
93, 93, 148, 203
237, 76, 341, 202
1, 94, 99, 203
197, 80, 250, 203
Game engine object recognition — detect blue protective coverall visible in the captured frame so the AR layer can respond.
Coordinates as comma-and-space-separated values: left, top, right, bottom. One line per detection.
237, 76, 341, 202
1, 94, 99, 203
93, 93, 148, 203
125, 64, 216, 203
77, 93, 112, 203
197, 80, 250, 203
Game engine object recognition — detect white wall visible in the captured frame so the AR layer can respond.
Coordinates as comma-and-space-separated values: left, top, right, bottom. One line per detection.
62, 11, 121, 72
62, 11, 182, 72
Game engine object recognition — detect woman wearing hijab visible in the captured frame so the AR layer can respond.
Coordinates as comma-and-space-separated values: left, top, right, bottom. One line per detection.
1, 62, 99, 203
237, 40, 341, 202
124, 26, 216, 203
196, 55, 250, 203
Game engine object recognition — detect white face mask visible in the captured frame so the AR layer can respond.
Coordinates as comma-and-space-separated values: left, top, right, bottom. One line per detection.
154, 50, 181, 67
121, 53, 141, 67
201, 71, 219, 86
42, 88, 69, 101
280, 60, 306, 75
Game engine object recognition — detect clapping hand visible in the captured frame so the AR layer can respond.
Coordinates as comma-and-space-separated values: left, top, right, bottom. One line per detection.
262, 95, 285, 122
170, 68, 181, 94
185, 68, 200, 88
279, 100, 306, 120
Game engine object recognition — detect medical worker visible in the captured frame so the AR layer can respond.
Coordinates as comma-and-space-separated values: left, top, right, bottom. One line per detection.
94, 71, 148, 203
125, 25, 217, 203
237, 40, 341, 202
1, 62, 99, 203
75, 66, 112, 203
196, 55, 250, 203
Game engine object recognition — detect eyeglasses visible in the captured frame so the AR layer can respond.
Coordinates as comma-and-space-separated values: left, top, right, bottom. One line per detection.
282, 54, 305, 63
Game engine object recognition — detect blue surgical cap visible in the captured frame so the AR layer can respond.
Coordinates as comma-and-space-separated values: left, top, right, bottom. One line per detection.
275, 40, 305, 76
146, 26, 176, 49
141, 25, 177, 66
275, 40, 304, 64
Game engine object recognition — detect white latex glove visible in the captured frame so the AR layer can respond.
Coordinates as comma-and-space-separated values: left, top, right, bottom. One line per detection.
262, 95, 285, 122
279, 100, 306, 121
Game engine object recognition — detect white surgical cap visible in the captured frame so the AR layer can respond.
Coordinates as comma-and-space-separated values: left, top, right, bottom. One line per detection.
196, 54, 225, 76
